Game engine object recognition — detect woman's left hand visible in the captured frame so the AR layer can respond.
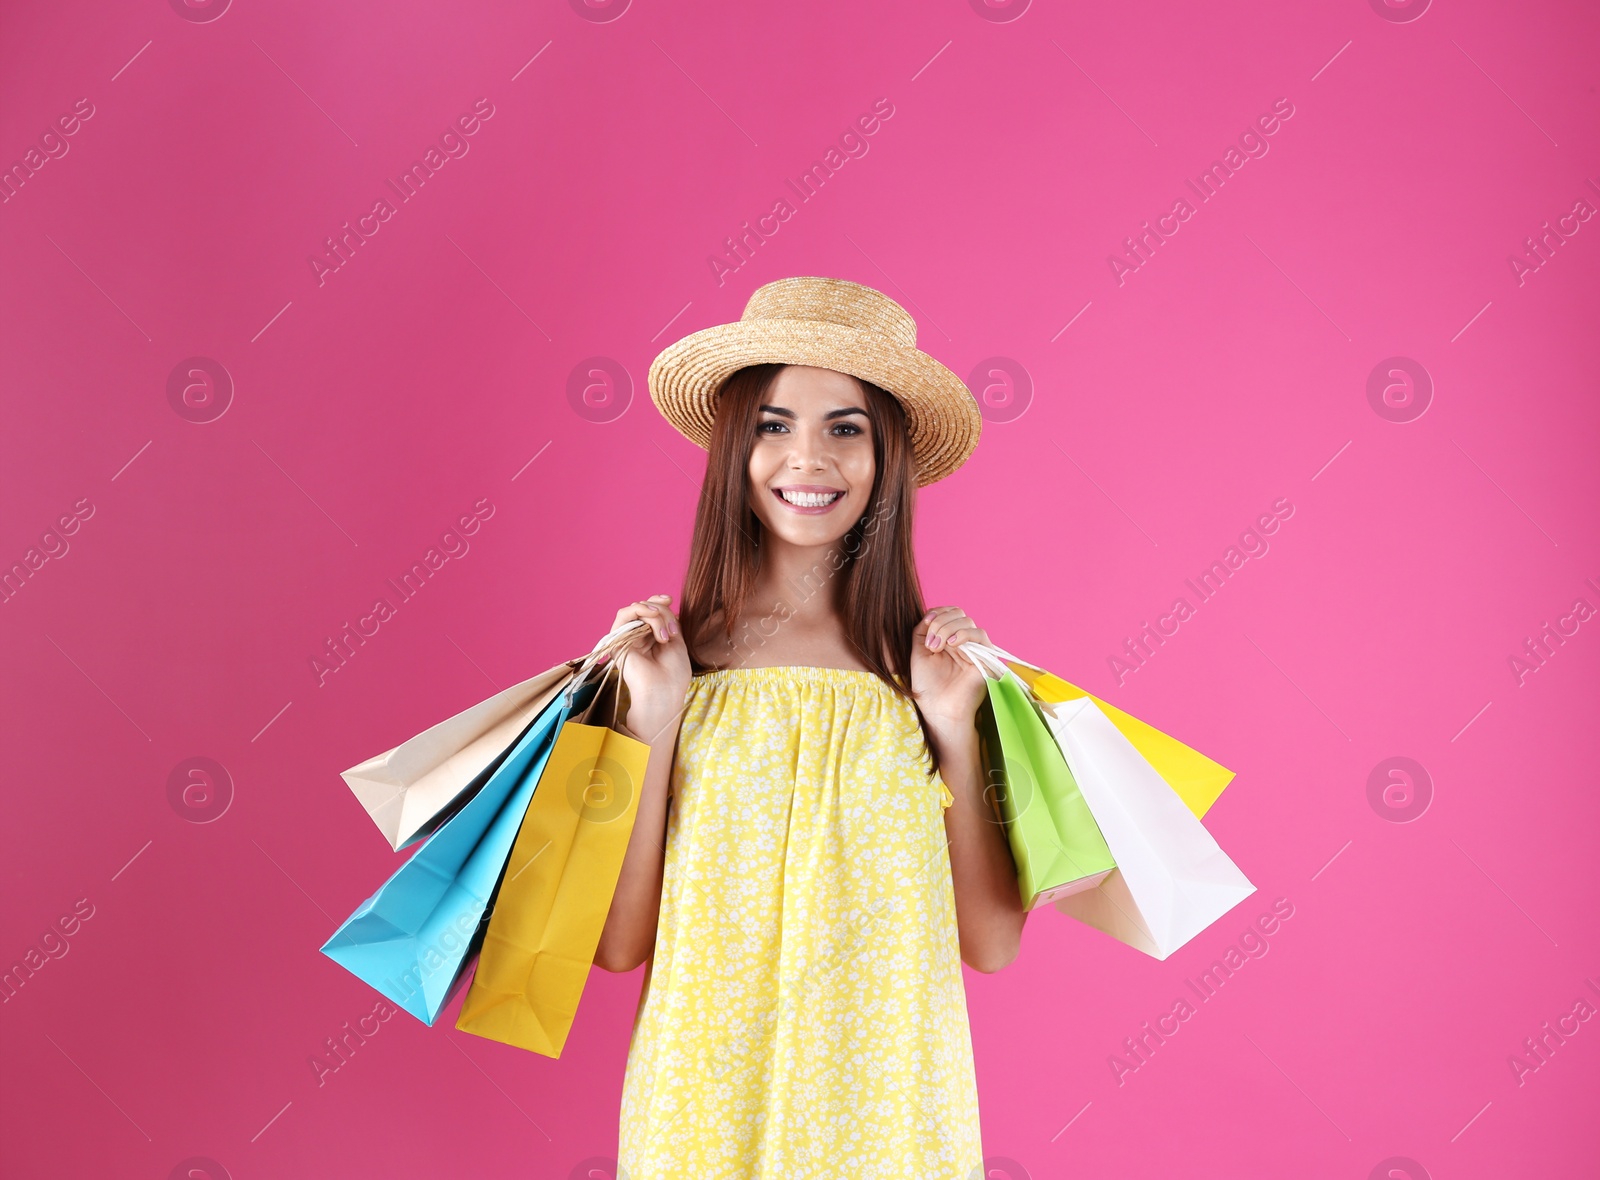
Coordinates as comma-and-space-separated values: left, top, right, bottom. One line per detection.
910, 605, 991, 738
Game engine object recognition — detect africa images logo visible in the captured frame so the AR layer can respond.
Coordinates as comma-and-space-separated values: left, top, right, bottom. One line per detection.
967, 357, 1032, 424
567, 357, 633, 423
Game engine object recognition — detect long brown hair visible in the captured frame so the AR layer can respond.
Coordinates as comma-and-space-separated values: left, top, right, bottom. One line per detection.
679, 363, 927, 697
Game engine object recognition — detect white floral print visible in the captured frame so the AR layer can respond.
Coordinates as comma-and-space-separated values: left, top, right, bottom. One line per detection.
618, 666, 982, 1179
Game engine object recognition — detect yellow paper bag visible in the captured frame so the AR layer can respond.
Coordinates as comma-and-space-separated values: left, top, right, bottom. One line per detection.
456, 670, 649, 1058
1005, 662, 1234, 819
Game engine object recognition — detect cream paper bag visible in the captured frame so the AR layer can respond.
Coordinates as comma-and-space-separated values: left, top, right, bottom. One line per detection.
341, 662, 574, 850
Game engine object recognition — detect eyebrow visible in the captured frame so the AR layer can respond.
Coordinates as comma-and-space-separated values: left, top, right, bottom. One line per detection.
757, 404, 868, 420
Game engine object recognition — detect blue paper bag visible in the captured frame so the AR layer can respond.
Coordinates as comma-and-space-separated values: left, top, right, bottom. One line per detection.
321, 682, 580, 1023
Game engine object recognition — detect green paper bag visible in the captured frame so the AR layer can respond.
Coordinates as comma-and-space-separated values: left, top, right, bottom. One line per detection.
982, 673, 1116, 910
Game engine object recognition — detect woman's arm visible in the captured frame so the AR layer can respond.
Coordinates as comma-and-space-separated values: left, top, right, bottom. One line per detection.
592, 711, 681, 971
592, 594, 690, 973
928, 718, 1028, 973
912, 606, 1028, 974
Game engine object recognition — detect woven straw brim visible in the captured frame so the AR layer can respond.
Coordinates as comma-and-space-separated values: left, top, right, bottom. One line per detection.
648, 320, 981, 486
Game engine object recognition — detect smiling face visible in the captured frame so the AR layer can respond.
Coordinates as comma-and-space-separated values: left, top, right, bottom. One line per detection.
746, 365, 877, 551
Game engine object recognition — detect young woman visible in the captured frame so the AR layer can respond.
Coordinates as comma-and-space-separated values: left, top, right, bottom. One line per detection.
596, 277, 1027, 1178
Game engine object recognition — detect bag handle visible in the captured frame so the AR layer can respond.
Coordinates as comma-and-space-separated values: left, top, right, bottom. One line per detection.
596, 645, 630, 731
951, 640, 1014, 681
566, 619, 649, 696
564, 652, 630, 732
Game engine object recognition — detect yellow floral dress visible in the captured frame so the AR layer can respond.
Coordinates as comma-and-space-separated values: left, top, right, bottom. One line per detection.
618, 666, 983, 1179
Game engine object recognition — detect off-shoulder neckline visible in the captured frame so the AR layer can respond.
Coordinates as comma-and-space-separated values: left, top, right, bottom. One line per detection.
691, 665, 900, 687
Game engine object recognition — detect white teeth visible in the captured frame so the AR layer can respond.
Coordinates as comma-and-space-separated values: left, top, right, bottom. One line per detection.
779, 489, 842, 507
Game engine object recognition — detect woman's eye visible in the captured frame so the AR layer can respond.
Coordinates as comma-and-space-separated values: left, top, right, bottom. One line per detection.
754, 419, 864, 437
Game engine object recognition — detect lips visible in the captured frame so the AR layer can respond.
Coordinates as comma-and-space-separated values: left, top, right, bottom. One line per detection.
773, 485, 846, 514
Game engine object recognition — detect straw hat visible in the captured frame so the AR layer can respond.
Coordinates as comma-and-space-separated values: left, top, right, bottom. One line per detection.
647, 276, 981, 486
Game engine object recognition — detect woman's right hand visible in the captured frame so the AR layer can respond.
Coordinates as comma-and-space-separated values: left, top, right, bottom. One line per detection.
609, 593, 691, 741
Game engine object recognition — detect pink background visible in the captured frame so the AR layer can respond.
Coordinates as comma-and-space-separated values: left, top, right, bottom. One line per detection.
2, 1, 1597, 1177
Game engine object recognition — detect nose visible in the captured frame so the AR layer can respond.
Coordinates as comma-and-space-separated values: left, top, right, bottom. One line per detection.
785, 424, 827, 472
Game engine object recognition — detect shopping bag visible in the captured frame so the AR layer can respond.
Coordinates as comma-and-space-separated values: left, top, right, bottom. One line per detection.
979, 660, 1116, 910
1002, 659, 1234, 820
456, 657, 651, 1057
341, 662, 574, 850
321, 675, 580, 1023
1041, 695, 1256, 959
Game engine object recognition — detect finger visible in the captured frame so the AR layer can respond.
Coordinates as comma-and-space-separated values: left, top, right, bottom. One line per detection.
642, 594, 678, 635
917, 606, 959, 647
610, 609, 657, 645
941, 624, 989, 650
925, 612, 975, 650
611, 600, 656, 628
612, 598, 676, 644
638, 601, 673, 643
651, 601, 683, 642
631, 595, 680, 633
613, 623, 655, 655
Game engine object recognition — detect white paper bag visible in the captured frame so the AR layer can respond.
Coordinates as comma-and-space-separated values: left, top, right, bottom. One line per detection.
1040, 696, 1255, 959
341, 662, 573, 850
